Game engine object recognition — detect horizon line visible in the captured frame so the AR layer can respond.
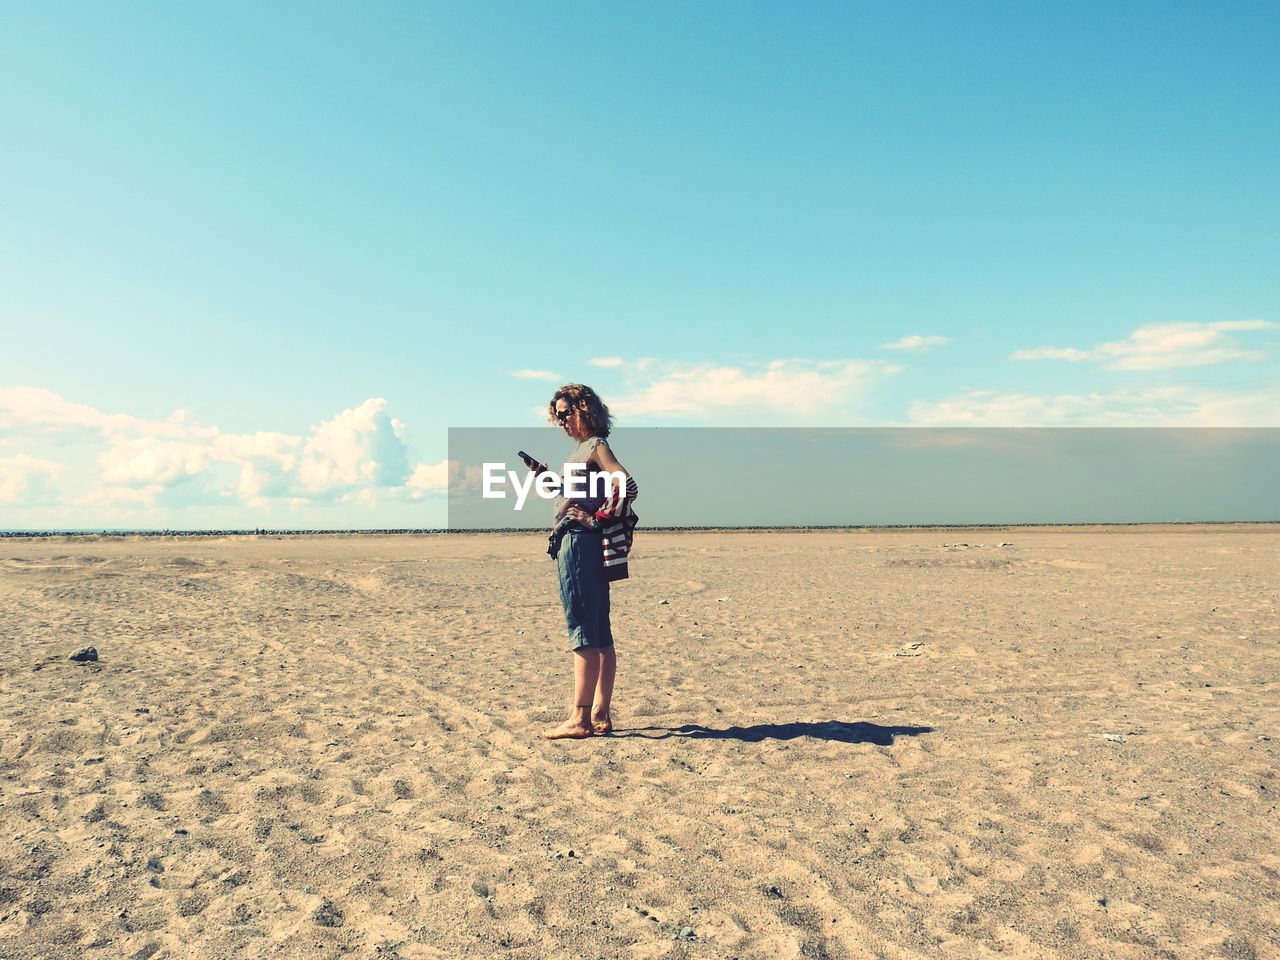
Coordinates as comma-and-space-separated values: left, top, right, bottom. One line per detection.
3, 520, 1278, 539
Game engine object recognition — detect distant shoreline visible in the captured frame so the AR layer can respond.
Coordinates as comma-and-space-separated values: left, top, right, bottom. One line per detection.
2, 520, 1277, 539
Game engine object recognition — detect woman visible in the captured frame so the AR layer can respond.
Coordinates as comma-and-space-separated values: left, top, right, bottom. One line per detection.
541, 384, 631, 741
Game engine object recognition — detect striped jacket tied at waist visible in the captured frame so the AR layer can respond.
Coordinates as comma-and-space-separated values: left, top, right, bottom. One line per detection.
548, 474, 638, 582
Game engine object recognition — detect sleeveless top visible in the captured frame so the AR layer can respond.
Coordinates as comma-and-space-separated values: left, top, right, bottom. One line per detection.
552, 436, 610, 522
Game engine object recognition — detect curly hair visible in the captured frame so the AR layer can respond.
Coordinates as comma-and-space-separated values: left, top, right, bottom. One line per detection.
547, 383, 613, 438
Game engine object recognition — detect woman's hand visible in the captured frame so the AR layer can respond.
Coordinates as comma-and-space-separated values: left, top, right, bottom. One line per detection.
564, 505, 598, 528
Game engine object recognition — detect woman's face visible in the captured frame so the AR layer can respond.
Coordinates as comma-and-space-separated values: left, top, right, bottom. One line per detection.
554, 397, 590, 441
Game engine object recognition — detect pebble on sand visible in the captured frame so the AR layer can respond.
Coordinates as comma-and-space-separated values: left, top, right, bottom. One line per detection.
69, 647, 98, 663
313, 900, 344, 928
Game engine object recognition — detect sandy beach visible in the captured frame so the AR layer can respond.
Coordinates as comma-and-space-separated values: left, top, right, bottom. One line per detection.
1, 526, 1277, 959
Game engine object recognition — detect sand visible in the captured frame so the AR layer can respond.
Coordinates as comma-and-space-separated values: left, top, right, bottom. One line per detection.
0, 527, 1277, 960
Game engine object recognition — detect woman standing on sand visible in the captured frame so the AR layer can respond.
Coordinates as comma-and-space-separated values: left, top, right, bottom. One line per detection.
540, 384, 632, 741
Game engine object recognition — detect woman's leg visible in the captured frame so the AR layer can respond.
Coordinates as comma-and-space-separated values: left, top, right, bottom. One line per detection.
592, 648, 616, 724
574, 648, 603, 711
542, 649, 601, 739
546, 531, 614, 740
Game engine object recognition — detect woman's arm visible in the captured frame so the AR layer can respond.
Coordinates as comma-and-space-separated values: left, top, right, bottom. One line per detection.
592, 439, 627, 480
564, 440, 631, 529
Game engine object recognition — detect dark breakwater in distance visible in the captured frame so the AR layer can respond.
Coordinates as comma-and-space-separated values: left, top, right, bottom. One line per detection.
3, 520, 1278, 539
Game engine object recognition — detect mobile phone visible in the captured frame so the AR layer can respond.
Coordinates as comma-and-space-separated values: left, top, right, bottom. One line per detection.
517, 450, 546, 473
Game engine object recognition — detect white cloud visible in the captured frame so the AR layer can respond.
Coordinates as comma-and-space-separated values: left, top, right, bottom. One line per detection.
0, 386, 142, 435
908, 382, 1280, 427
1010, 346, 1092, 362
296, 398, 410, 493
881, 335, 950, 352
449, 463, 486, 497
99, 437, 212, 487
588, 357, 626, 368
0, 389, 433, 514
609, 358, 900, 420
510, 369, 562, 381
73, 485, 163, 508
0, 386, 214, 439
1012, 320, 1277, 371
404, 460, 450, 499
0, 454, 61, 505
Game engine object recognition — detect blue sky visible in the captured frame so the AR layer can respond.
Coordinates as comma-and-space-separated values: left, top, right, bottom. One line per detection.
2, 2, 1278, 527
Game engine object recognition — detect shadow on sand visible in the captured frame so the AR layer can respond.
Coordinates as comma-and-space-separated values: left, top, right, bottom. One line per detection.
616, 720, 933, 745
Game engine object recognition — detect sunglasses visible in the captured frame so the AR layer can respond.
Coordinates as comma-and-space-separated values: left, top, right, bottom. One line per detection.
554, 407, 576, 422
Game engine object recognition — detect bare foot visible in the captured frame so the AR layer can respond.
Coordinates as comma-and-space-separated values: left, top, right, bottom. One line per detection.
542, 718, 594, 740
591, 709, 613, 734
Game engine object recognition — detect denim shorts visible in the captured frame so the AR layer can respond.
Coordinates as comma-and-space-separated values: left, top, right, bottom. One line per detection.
556, 526, 614, 651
